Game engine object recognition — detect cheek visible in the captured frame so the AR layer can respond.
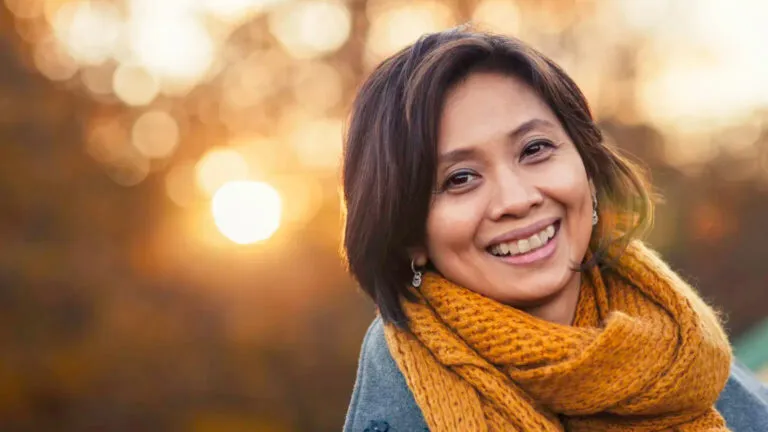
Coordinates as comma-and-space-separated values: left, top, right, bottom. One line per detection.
426, 196, 485, 253
539, 153, 590, 210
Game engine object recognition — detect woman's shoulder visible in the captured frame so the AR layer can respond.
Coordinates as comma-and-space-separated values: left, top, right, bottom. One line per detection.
343, 316, 768, 432
716, 360, 768, 431
343, 316, 428, 432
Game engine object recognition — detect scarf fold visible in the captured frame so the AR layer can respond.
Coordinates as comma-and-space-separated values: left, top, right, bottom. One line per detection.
384, 241, 732, 431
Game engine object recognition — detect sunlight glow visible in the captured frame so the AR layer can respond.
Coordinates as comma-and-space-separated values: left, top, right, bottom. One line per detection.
127, 2, 215, 88
269, 0, 351, 59
51, 1, 122, 65
131, 111, 180, 159
199, 0, 286, 23
212, 181, 282, 244
113, 64, 160, 106
471, 0, 520, 35
365, 1, 455, 63
196, 148, 250, 196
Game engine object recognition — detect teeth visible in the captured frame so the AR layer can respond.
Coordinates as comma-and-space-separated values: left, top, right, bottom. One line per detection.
490, 223, 557, 257
517, 239, 530, 253
508, 242, 519, 255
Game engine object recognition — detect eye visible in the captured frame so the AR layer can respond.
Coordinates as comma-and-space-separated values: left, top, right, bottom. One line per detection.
441, 170, 479, 191
521, 139, 555, 161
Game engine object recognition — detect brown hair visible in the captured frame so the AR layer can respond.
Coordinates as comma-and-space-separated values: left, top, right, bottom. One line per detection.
342, 27, 653, 327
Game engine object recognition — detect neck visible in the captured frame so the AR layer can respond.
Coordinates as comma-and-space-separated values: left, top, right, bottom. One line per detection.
522, 271, 582, 325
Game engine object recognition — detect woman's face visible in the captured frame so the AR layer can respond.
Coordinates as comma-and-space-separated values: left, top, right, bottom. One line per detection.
422, 71, 593, 310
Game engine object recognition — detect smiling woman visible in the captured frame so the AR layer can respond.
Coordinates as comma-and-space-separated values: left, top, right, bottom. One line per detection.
341, 28, 768, 431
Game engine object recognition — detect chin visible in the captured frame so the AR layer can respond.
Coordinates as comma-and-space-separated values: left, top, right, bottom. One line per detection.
495, 267, 575, 307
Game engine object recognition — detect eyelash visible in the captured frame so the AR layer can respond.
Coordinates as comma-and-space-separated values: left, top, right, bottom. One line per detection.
521, 139, 556, 159
438, 139, 557, 193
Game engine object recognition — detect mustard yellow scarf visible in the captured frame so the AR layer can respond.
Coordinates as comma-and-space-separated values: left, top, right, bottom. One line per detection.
384, 241, 732, 431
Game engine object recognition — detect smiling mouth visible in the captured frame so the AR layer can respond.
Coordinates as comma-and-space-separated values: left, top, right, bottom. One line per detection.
487, 221, 561, 257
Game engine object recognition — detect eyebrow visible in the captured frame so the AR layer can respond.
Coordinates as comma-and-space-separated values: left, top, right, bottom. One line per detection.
437, 118, 557, 166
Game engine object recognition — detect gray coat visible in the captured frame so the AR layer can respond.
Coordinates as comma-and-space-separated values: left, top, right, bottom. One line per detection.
345, 316, 768, 432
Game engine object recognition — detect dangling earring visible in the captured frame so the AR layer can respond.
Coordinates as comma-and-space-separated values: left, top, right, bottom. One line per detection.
592, 193, 599, 226
410, 259, 423, 288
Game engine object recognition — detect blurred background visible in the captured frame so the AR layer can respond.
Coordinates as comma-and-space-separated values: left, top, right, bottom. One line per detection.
0, 0, 767, 430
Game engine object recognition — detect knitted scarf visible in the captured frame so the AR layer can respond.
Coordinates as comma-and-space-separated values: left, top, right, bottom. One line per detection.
384, 241, 732, 431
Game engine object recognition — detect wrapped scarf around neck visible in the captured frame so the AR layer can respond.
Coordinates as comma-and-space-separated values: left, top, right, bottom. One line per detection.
383, 241, 732, 431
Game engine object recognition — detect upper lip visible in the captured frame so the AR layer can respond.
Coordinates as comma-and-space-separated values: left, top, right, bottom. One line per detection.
486, 217, 560, 248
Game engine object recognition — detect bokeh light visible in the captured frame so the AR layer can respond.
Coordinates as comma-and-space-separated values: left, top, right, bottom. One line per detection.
80, 63, 115, 96
221, 53, 276, 109
636, 1, 768, 133
127, 1, 216, 91
271, 174, 324, 228
113, 64, 160, 106
365, 1, 455, 64
291, 61, 343, 113
5, 0, 45, 19
471, 0, 521, 35
33, 36, 79, 81
131, 110, 180, 159
211, 181, 282, 244
268, 0, 351, 59
51, 1, 122, 66
196, 148, 250, 196
199, 0, 286, 23
288, 117, 343, 169
165, 161, 198, 208
105, 154, 150, 187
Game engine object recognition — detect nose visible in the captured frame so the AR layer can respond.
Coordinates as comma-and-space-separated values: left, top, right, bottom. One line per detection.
487, 169, 543, 220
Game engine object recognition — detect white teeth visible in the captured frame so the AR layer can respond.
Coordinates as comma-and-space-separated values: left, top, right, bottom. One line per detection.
508, 242, 519, 255
490, 223, 557, 257
498, 243, 509, 255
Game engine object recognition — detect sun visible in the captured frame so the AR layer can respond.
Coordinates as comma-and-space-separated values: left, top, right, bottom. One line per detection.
211, 181, 282, 244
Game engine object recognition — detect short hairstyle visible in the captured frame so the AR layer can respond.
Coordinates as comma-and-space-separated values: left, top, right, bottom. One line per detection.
342, 27, 653, 327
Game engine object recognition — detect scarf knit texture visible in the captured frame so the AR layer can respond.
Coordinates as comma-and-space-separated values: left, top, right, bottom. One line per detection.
384, 241, 733, 431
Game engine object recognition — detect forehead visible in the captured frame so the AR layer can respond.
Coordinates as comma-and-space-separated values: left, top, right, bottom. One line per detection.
438, 72, 559, 152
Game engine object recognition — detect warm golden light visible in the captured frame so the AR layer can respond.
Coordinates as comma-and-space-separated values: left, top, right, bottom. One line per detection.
33, 36, 79, 81
365, 1, 455, 64
288, 117, 343, 169
105, 154, 150, 187
271, 174, 324, 229
131, 111, 180, 159
80, 64, 114, 96
291, 61, 343, 113
471, 0, 521, 35
86, 118, 129, 164
269, 0, 351, 59
127, 0, 215, 90
221, 54, 276, 109
635, 1, 768, 134
165, 161, 198, 208
196, 148, 250, 196
113, 64, 160, 106
5, 0, 44, 19
211, 181, 282, 244
199, 0, 285, 23
51, 0, 122, 66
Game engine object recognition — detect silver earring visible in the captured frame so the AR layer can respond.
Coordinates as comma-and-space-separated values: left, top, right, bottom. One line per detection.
592, 193, 599, 226
410, 259, 423, 288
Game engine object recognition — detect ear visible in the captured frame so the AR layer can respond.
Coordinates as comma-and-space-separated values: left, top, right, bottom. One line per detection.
408, 247, 428, 267
588, 178, 597, 197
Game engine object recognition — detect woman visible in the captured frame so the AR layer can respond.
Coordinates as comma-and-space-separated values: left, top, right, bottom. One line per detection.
342, 28, 768, 431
